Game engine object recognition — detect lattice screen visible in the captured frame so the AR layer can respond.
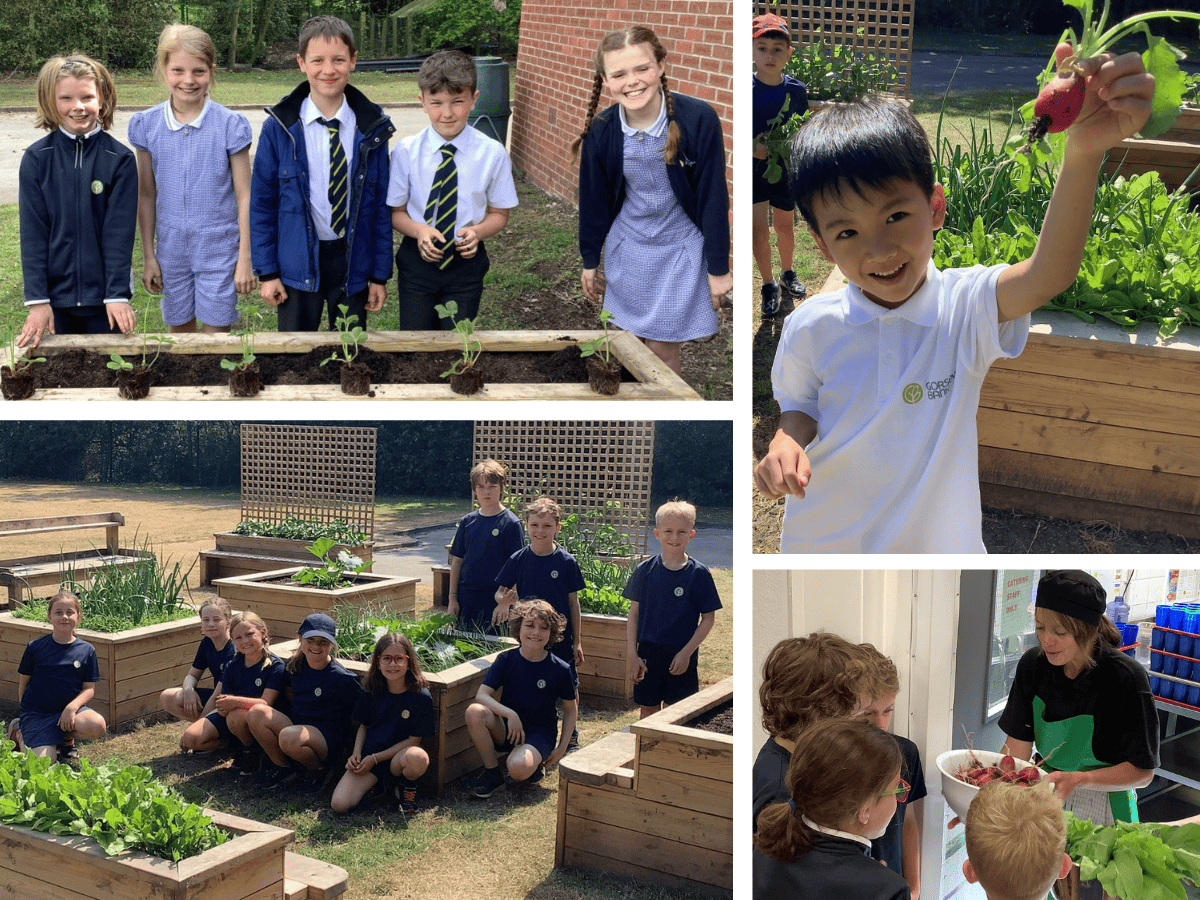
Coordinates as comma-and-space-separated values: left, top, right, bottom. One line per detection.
756, 0, 914, 99
240, 424, 377, 539
473, 422, 655, 554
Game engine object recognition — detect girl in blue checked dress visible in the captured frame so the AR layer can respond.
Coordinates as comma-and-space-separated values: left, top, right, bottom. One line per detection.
128, 24, 254, 333
571, 25, 731, 375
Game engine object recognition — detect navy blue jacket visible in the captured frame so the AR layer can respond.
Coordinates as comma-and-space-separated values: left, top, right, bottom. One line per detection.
250, 82, 394, 295
19, 129, 136, 308
578, 92, 729, 277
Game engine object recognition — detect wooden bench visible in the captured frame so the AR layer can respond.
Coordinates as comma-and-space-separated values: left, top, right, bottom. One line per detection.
283, 850, 348, 899
0, 513, 148, 606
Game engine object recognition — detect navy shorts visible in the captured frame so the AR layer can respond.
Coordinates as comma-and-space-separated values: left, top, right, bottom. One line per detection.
204, 709, 234, 743
752, 157, 797, 211
634, 642, 699, 708
293, 720, 349, 764
20, 706, 94, 749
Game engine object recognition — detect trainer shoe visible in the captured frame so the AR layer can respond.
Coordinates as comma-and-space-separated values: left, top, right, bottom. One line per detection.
237, 745, 264, 776
472, 766, 505, 798
258, 763, 295, 788
526, 765, 545, 785
396, 777, 419, 814
781, 270, 807, 299
5, 718, 23, 753
58, 740, 80, 763
761, 282, 781, 317
566, 728, 580, 754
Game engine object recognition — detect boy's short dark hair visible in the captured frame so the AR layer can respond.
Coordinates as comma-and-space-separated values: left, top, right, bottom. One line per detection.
417, 49, 477, 95
790, 95, 935, 234
298, 15, 356, 59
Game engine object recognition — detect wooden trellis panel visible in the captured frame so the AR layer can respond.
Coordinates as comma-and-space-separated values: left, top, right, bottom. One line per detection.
239, 424, 377, 539
756, 0, 914, 99
473, 422, 655, 554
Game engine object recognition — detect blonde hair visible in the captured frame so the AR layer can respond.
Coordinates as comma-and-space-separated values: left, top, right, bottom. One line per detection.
1035, 607, 1122, 670
569, 25, 682, 165
655, 499, 696, 528
155, 24, 216, 89
759, 633, 871, 740
229, 612, 274, 671
34, 54, 117, 132
523, 496, 561, 523
965, 780, 1065, 900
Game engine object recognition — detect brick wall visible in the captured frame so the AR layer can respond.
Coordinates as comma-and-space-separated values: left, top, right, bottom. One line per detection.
511, 0, 733, 212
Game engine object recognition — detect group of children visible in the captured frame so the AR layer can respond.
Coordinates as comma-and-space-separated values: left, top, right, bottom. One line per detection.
15, 19, 730, 375
752, 632, 1073, 900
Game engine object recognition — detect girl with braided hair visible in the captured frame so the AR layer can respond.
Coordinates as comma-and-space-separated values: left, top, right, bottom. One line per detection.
571, 25, 731, 375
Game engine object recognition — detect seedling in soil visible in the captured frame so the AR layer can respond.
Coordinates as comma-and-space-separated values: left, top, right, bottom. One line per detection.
0, 327, 46, 400
320, 304, 369, 367
578, 309, 615, 364
220, 306, 263, 372
435, 301, 482, 377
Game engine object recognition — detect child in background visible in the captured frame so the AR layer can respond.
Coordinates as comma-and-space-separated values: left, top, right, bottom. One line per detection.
129, 24, 254, 334
448, 459, 524, 633
624, 500, 721, 718
754, 717, 910, 900
251, 15, 394, 332
247, 613, 361, 791
331, 632, 432, 815
16, 591, 107, 760
855, 645, 927, 899
754, 48, 1155, 552
17, 54, 136, 349
752, 13, 808, 317
179, 612, 284, 767
466, 600, 577, 798
160, 597, 236, 727
387, 49, 518, 329
963, 781, 1072, 900
571, 25, 732, 375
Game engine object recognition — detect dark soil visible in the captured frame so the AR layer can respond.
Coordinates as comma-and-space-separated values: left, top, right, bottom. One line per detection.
982, 507, 1197, 554
688, 700, 733, 735
26, 345, 633, 391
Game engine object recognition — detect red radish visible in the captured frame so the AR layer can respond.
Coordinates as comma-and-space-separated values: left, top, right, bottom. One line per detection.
999, 754, 1017, 774
1033, 68, 1088, 134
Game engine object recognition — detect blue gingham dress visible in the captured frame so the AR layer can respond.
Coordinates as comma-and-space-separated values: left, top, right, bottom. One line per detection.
603, 103, 716, 343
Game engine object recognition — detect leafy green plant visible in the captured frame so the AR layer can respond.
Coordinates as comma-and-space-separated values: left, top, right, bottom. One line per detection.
577, 584, 630, 617
1183, 70, 1199, 107
293, 537, 370, 590
558, 504, 638, 614
1064, 811, 1200, 900
104, 309, 177, 372
2, 327, 46, 374
233, 517, 367, 544
578, 309, 616, 363
329, 605, 502, 673
435, 300, 482, 376
319, 304, 368, 368
758, 100, 810, 185
783, 27, 900, 102
0, 747, 228, 860
219, 305, 263, 372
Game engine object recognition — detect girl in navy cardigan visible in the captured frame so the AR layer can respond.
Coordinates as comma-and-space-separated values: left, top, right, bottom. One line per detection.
571, 26, 731, 375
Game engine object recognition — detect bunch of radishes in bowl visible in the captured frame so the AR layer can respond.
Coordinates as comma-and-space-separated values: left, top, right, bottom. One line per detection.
937, 749, 1048, 820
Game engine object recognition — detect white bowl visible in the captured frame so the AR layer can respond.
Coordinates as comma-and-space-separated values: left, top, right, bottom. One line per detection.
936, 749, 1047, 820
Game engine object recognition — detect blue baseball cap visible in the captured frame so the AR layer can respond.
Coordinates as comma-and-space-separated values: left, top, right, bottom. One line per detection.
298, 613, 337, 643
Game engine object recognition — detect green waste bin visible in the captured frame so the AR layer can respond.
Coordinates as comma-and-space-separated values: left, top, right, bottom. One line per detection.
470, 56, 510, 145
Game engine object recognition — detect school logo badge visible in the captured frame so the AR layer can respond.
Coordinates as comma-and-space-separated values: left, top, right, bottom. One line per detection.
90, 180, 103, 195
902, 383, 923, 404
402, 709, 410, 719
537, 679, 546, 689
551, 570, 559, 579
314, 687, 323, 697
255, 678, 263, 687
492, 528, 499, 536
73, 660, 81, 668
674, 587, 684, 597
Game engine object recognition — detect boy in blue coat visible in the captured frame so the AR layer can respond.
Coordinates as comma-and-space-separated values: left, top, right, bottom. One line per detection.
250, 15, 394, 332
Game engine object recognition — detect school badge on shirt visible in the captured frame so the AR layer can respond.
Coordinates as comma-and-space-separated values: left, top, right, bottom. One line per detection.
537, 679, 546, 689
73, 660, 81, 668
491, 528, 499, 536
255, 678, 263, 687
551, 570, 559, 579
91, 180, 104, 195
314, 687, 323, 697
674, 587, 684, 597
402, 709, 410, 719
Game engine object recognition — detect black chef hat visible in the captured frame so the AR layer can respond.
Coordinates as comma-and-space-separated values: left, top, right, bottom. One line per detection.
1035, 570, 1106, 626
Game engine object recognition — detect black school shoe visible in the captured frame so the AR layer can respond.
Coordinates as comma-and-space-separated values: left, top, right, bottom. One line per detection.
761, 282, 781, 317
472, 766, 506, 798
781, 270, 807, 299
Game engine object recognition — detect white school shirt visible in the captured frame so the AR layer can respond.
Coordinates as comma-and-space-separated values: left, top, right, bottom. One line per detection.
386, 123, 518, 236
773, 261, 1029, 554
300, 96, 355, 241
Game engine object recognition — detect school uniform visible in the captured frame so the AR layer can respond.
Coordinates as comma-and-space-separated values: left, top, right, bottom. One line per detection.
449, 508, 524, 633
284, 660, 362, 761
19, 126, 136, 334
870, 736, 927, 876
354, 688, 434, 780
753, 827, 911, 900
482, 648, 575, 759
204, 652, 285, 743
752, 74, 808, 209
387, 122, 518, 328
127, 99, 253, 327
753, 737, 793, 830
18, 634, 100, 749
623, 554, 722, 706
250, 82, 394, 332
494, 545, 585, 679
187, 635, 238, 708
773, 262, 1029, 553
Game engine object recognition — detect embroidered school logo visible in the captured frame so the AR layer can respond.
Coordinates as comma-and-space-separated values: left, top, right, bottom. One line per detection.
551, 570, 559, 579
73, 660, 81, 668
674, 587, 684, 597
537, 679, 547, 689
314, 687, 323, 697
902, 383, 923, 404
491, 528, 499, 536
255, 678, 263, 687
90, 180, 103, 195
402, 709, 410, 719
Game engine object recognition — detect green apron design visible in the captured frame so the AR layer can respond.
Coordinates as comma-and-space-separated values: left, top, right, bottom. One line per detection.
1033, 696, 1138, 822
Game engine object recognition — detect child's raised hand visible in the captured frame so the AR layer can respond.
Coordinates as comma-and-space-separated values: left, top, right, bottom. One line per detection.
260, 278, 287, 307
708, 272, 733, 311
16, 305, 54, 348
106, 301, 136, 335
142, 257, 163, 295
581, 268, 604, 303
1059, 43, 1154, 156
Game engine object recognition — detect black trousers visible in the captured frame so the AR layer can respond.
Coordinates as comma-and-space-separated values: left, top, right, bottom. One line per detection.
276, 238, 368, 332
394, 235, 489, 330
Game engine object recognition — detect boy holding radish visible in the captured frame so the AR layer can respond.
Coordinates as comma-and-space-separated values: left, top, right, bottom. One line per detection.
754, 45, 1155, 553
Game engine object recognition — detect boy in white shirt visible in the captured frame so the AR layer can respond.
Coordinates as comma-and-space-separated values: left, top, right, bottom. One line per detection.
754, 46, 1153, 553
387, 49, 518, 328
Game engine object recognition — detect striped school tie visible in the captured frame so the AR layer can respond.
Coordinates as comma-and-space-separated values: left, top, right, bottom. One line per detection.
424, 143, 458, 269
319, 117, 348, 237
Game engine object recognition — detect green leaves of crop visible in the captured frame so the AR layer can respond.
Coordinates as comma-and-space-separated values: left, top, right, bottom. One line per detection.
1065, 812, 1195, 900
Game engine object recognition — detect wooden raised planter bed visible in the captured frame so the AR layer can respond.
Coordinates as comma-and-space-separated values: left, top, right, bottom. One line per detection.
273, 636, 513, 796
212, 568, 416, 645
555, 677, 732, 897
200, 532, 375, 585
0, 611, 200, 729
1103, 106, 1200, 194
0, 809, 302, 900
2, 331, 701, 401
578, 612, 634, 706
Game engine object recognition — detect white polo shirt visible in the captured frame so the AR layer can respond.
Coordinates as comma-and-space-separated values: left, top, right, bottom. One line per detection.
386, 123, 517, 235
772, 261, 1028, 554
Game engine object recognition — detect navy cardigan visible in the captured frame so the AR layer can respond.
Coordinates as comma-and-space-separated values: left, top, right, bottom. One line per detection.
578, 92, 729, 277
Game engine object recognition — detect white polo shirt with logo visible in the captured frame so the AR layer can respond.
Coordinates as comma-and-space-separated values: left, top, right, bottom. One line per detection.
772, 261, 1028, 553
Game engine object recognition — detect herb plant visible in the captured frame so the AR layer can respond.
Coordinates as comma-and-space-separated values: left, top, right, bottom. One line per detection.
293, 537, 371, 590
783, 27, 900, 102
435, 300, 481, 376
233, 517, 367, 544
579, 309, 616, 363
319, 304, 368, 367
329, 605, 502, 673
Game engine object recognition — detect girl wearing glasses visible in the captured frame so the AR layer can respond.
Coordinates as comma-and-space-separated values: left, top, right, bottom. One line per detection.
331, 632, 433, 815
754, 717, 911, 900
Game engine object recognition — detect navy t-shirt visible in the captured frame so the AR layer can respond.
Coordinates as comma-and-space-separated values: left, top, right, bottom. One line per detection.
19, 635, 100, 715
354, 688, 435, 756
449, 508, 525, 592
752, 74, 809, 140
623, 555, 722, 649
192, 636, 237, 687
285, 660, 362, 733
483, 647, 575, 738
220, 653, 286, 700
495, 545, 585, 643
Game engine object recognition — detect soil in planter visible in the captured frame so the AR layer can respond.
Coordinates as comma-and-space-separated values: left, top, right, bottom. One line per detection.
586, 354, 622, 395
228, 362, 262, 397
449, 362, 485, 395
114, 365, 151, 399
687, 700, 733, 735
339, 360, 372, 395
0, 365, 35, 400
29, 346, 636, 390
